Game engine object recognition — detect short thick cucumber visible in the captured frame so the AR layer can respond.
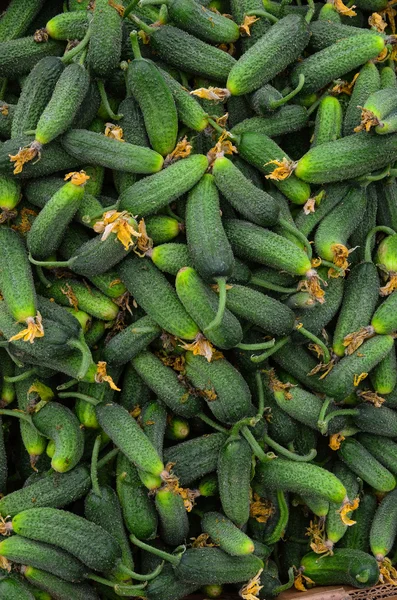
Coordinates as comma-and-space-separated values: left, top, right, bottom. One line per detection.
340, 492, 377, 552
338, 438, 396, 492
102, 315, 161, 366
145, 215, 181, 245
344, 61, 381, 136
371, 345, 397, 395
217, 436, 252, 527
300, 549, 379, 588
312, 96, 343, 147
41, 279, 119, 321
0, 37, 64, 78
369, 488, 397, 560
86, 0, 122, 79
0, 0, 45, 42
22, 567, 99, 600
231, 105, 308, 138
201, 512, 254, 556
155, 487, 189, 547
353, 403, 397, 438
46, 11, 89, 40
358, 434, 397, 476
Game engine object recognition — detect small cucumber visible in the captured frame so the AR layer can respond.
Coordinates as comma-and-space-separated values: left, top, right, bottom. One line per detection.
87, 0, 122, 79
155, 487, 189, 547
340, 492, 377, 552
102, 315, 161, 366
145, 564, 199, 600
371, 345, 397, 395
380, 66, 397, 89
22, 567, 99, 600
145, 215, 181, 245
202, 512, 254, 556
46, 11, 89, 40
230, 0, 272, 50
371, 292, 397, 335
309, 21, 376, 51
0, 0, 45, 42
0, 349, 15, 406
141, 399, 167, 459
358, 433, 397, 476
0, 576, 35, 600
353, 403, 397, 437
217, 436, 252, 527
150, 243, 192, 275
338, 438, 396, 492
370, 489, 397, 560
325, 461, 360, 548
312, 96, 343, 147
41, 279, 119, 321
0, 37, 64, 78
299, 549, 379, 588
344, 61, 381, 136
230, 105, 308, 138
295, 183, 350, 237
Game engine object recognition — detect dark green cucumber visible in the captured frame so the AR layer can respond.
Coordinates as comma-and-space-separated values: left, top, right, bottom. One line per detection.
71, 80, 102, 131
340, 492, 377, 552
46, 11, 89, 40
118, 154, 208, 216
294, 183, 349, 237
358, 434, 397, 476
95, 401, 164, 477
164, 433, 227, 486
119, 363, 151, 413
370, 488, 397, 560
102, 315, 161, 366
338, 438, 396, 491
353, 403, 397, 437
300, 549, 379, 588
0, 102, 14, 139
145, 215, 181, 245
145, 564, 199, 600
0, 37, 64, 78
202, 512, 254, 556
217, 436, 252, 527
131, 350, 202, 418
0, 536, 86, 583
0, 348, 15, 406
32, 402, 84, 473
119, 255, 200, 340
230, 0, 272, 50
185, 351, 254, 424
231, 105, 308, 138
155, 487, 189, 546
141, 400, 167, 459
0, 0, 45, 42
87, 0, 122, 79
235, 132, 311, 204
227, 15, 310, 96
312, 96, 343, 147
325, 462, 360, 548
344, 61, 381, 136
371, 345, 397, 395
380, 66, 397, 89
349, 184, 378, 265
22, 567, 99, 600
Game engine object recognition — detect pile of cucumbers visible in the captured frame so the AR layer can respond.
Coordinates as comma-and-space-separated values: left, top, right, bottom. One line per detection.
2, 0, 397, 598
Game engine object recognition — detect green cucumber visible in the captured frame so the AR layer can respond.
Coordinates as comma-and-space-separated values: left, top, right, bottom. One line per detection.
150, 243, 192, 275
299, 549, 379, 588
71, 80, 102, 130
32, 402, 84, 473
155, 488, 189, 546
119, 363, 151, 413
230, 105, 308, 138
165, 415, 190, 441
145, 564, 199, 600
164, 433, 227, 486
0, 175, 20, 214
22, 567, 99, 600
338, 437, 396, 491
349, 184, 378, 265
0, 577, 35, 600
325, 461, 360, 548
380, 66, 397, 89
145, 215, 181, 245
294, 183, 349, 237
358, 434, 397, 476
312, 96, 343, 147
119, 255, 199, 340
185, 351, 254, 424
118, 154, 208, 216
201, 512, 254, 556
0, 0, 45, 42
87, 0, 122, 79
0, 102, 14, 139
230, 0, 272, 50
0, 349, 15, 406
370, 489, 397, 560
361, 87, 397, 127
371, 293, 397, 334
227, 15, 310, 96
0, 37, 64, 78
340, 492, 377, 552
46, 11, 89, 40
371, 345, 397, 395
309, 21, 377, 51
131, 350, 202, 418
141, 400, 167, 459
353, 403, 397, 437
102, 315, 161, 366
344, 61, 381, 136
217, 436, 252, 527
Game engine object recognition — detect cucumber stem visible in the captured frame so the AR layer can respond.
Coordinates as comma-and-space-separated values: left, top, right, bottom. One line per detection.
246, 9, 279, 23
319, 408, 359, 434
4, 349, 24, 368
197, 412, 228, 433
365, 225, 396, 263
0, 409, 33, 426
86, 573, 147, 596
4, 368, 37, 383
130, 30, 143, 60
139, 0, 169, 5
263, 434, 317, 462
305, 0, 315, 22
56, 378, 78, 391
356, 166, 391, 183
97, 447, 119, 470
306, 90, 329, 117
207, 117, 227, 135
130, 534, 181, 566
296, 325, 330, 364
319, 260, 345, 276
278, 218, 312, 259
97, 80, 123, 120
128, 14, 155, 35
90, 434, 102, 497
66, 337, 92, 380
28, 253, 74, 269
242, 426, 275, 463
113, 584, 148, 597
61, 22, 92, 64
118, 561, 164, 581
35, 266, 52, 288
255, 370, 265, 418
250, 276, 297, 294
264, 490, 289, 544
204, 277, 228, 333
317, 397, 331, 433
273, 567, 295, 594
236, 339, 275, 351
124, 0, 140, 18
270, 74, 305, 109
58, 392, 100, 405
250, 336, 290, 363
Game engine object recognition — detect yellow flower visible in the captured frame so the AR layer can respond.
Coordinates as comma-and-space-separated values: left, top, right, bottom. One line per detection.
9, 313, 44, 344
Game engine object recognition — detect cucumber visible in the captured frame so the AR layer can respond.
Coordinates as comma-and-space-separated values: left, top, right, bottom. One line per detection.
118, 154, 208, 216
131, 350, 202, 418
150, 243, 191, 275
294, 183, 349, 237
325, 461, 360, 548
102, 315, 161, 366
46, 11, 89, 40
353, 403, 397, 437
0, 37, 64, 78
11, 507, 121, 572
0, 536, 86, 583
361, 87, 397, 129
291, 33, 384, 95
224, 219, 312, 276
371, 293, 397, 334
87, 0, 122, 79
155, 488, 189, 547
358, 434, 397, 476
230, 0, 272, 50
324, 335, 394, 400
349, 184, 378, 265
141, 400, 167, 459
164, 433, 227, 486
119, 363, 151, 412
217, 436, 252, 527
32, 402, 84, 473
202, 512, 254, 556
340, 492, 377, 552
300, 549, 379, 588
309, 21, 376, 51
0, 175, 20, 214
338, 438, 396, 491
116, 452, 158, 541
0, 0, 45, 42
128, 36, 177, 157
145, 216, 180, 245
27, 173, 88, 259
212, 156, 279, 227
344, 61, 381, 136
380, 66, 397, 89
95, 401, 164, 477
295, 131, 397, 183
370, 489, 397, 560
235, 131, 311, 204
22, 567, 100, 600
312, 96, 343, 147
175, 267, 243, 349
227, 15, 310, 96
119, 255, 200, 340
230, 105, 308, 137
61, 129, 164, 174
371, 345, 397, 395
0, 101, 14, 139
0, 349, 15, 406
71, 80, 102, 130
255, 459, 347, 503
185, 351, 254, 424
15, 372, 47, 461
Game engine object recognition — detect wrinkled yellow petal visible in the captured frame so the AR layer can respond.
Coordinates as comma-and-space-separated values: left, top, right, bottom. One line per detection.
9, 313, 44, 344
358, 390, 385, 407
250, 493, 275, 523
240, 569, 264, 600
369, 11, 388, 30
104, 123, 125, 141
333, 0, 357, 16
9, 145, 39, 175
329, 433, 345, 451
190, 86, 230, 102
264, 158, 296, 181
239, 14, 260, 36
190, 533, 216, 548
338, 497, 360, 526
95, 361, 121, 391
179, 333, 217, 362
379, 557, 397, 584
267, 368, 296, 399
64, 170, 90, 186
0, 104, 8, 116
355, 107, 381, 132
380, 273, 397, 296
354, 372, 368, 386
294, 572, 315, 591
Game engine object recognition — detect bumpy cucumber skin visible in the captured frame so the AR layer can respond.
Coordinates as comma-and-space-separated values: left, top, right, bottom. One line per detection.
380, 66, 397, 89
0, 174, 20, 211
46, 11, 89, 40
12, 56, 64, 139
344, 62, 381, 136
217, 437, 252, 527
236, 131, 311, 204
358, 434, 397, 476
132, 350, 202, 418
175, 267, 243, 349
255, 459, 347, 503
371, 345, 397, 395
32, 402, 84, 473
0, 536, 86, 583
103, 315, 161, 366
119, 154, 208, 216
62, 129, 164, 174
372, 292, 397, 334
41, 279, 119, 321
295, 183, 349, 236
212, 156, 280, 227
224, 219, 312, 276
296, 131, 397, 183
230, 0, 272, 50
145, 564, 199, 600
353, 403, 397, 438
0, 577, 35, 600
370, 488, 397, 560
325, 462, 360, 546
87, 0, 122, 79
22, 567, 100, 600
95, 401, 164, 477
168, 0, 239, 43
227, 15, 310, 96
119, 255, 199, 340
338, 438, 396, 492
145, 215, 180, 245
155, 488, 189, 547
309, 21, 376, 51
185, 351, 254, 424
0, 101, 14, 138
333, 262, 379, 357
0, 227, 36, 322
116, 453, 158, 541
149, 25, 236, 82
141, 399, 167, 459
151, 243, 192, 275
231, 105, 308, 138
164, 433, 227, 486
0, 37, 65, 78
0, 0, 45, 42
272, 342, 328, 393
292, 34, 384, 95
340, 492, 377, 552
312, 96, 343, 147
324, 335, 394, 400
157, 67, 208, 131
300, 549, 379, 588
12, 507, 121, 573
202, 512, 254, 556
